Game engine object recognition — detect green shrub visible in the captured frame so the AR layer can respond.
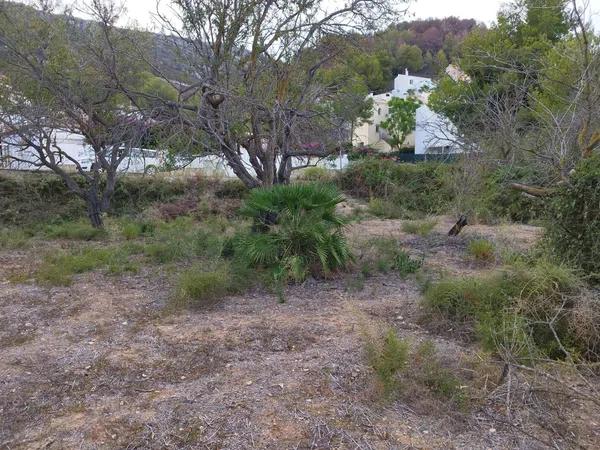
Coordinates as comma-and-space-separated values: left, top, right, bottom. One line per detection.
36, 248, 110, 286
45, 221, 107, 240
339, 158, 398, 198
234, 183, 352, 281
467, 239, 495, 262
368, 198, 408, 219
174, 265, 231, 307
35, 246, 142, 286
545, 155, 600, 279
413, 341, 468, 408
402, 219, 437, 236
339, 159, 452, 214
365, 329, 409, 398
424, 273, 512, 323
453, 161, 545, 223
0, 172, 86, 226
423, 260, 588, 359
364, 331, 468, 406
297, 166, 335, 183
376, 258, 391, 273
142, 218, 225, 264
392, 250, 423, 277
0, 172, 189, 227
345, 273, 366, 292
173, 259, 253, 308
110, 175, 188, 215
214, 179, 248, 198
367, 238, 422, 277
0, 228, 30, 250
121, 220, 156, 240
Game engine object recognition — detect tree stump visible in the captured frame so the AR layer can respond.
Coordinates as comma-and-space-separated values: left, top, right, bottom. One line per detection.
448, 215, 468, 236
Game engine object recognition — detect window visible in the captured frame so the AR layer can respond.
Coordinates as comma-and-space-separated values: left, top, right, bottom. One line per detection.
140, 149, 158, 159
377, 108, 381, 115
375, 125, 379, 132
409, 79, 413, 85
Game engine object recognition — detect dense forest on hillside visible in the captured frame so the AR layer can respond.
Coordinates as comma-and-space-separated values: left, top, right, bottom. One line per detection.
0, 2, 477, 93
321, 17, 479, 94
151, 16, 479, 89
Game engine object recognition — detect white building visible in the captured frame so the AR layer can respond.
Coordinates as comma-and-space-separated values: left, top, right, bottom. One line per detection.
0, 131, 171, 173
353, 69, 461, 155
1, 131, 91, 171
1, 130, 350, 175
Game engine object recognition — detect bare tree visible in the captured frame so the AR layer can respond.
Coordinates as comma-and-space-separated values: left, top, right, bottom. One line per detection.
0, 0, 148, 227
134, 0, 407, 187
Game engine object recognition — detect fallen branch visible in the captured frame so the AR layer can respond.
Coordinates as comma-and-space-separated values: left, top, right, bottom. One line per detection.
509, 183, 554, 197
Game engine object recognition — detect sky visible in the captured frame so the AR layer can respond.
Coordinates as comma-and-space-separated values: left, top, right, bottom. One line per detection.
111, 0, 600, 30
406, 0, 508, 24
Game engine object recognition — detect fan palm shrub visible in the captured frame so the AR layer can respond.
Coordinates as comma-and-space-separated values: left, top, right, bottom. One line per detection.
234, 183, 352, 282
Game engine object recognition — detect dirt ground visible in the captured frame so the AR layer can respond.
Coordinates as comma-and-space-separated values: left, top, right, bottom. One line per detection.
0, 217, 594, 449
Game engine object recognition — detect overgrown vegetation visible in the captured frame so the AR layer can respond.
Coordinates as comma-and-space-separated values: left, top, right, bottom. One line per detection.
365, 329, 408, 398
35, 246, 141, 286
339, 159, 452, 217
0, 0, 597, 446
452, 164, 546, 224
0, 172, 188, 227
173, 264, 242, 309
297, 166, 336, 183
367, 198, 409, 219
45, 221, 108, 241
0, 228, 31, 250
424, 259, 599, 360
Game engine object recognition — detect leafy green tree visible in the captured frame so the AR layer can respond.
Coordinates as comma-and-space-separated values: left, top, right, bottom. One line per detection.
395, 45, 425, 73
429, 0, 576, 162
350, 52, 389, 93
380, 97, 421, 150
434, 50, 449, 75
431, 0, 599, 217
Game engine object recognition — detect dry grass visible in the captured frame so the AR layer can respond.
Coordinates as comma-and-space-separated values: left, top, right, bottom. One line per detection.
401, 219, 438, 236
0, 217, 597, 449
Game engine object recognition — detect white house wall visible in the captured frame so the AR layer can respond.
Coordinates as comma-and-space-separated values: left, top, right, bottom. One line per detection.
392, 72, 433, 98
1, 131, 93, 170
354, 71, 461, 155
415, 105, 460, 155
2, 130, 349, 175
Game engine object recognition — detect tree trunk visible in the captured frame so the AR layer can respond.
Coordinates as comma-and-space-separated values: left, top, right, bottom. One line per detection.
87, 196, 104, 228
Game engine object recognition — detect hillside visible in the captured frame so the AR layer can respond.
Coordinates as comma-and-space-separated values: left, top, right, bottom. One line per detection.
1, 2, 478, 91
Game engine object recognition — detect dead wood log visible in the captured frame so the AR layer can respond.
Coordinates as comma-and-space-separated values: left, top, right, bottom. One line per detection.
510, 183, 553, 197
